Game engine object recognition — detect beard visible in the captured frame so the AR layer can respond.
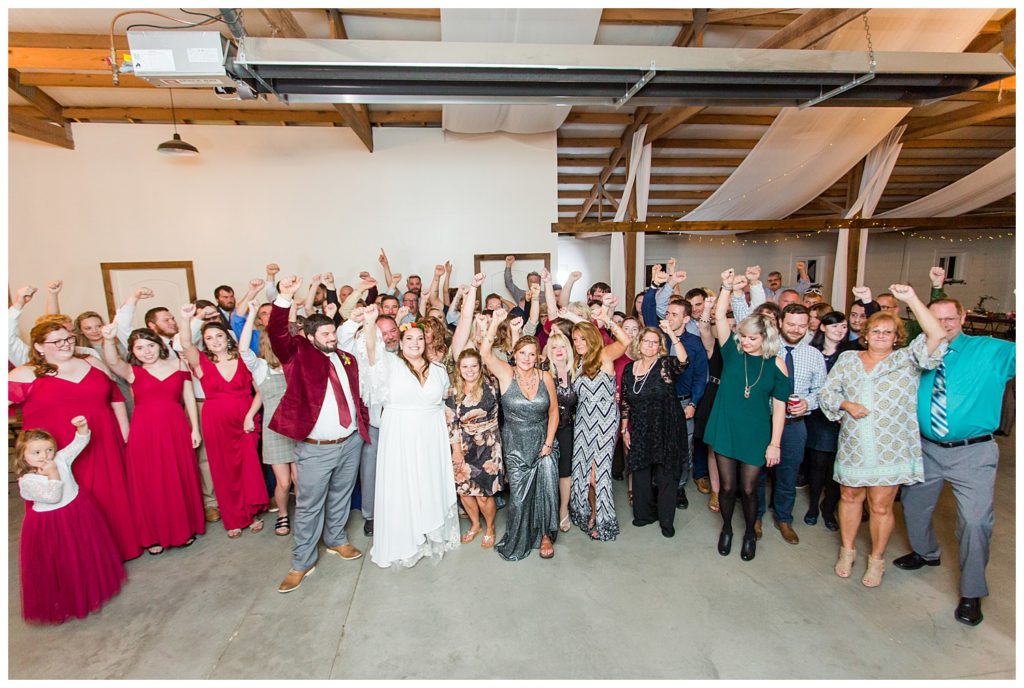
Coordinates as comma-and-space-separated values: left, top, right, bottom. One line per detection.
385, 341, 400, 353
312, 339, 337, 354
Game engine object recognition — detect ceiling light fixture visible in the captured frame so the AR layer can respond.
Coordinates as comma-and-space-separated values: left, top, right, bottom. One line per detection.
157, 89, 199, 156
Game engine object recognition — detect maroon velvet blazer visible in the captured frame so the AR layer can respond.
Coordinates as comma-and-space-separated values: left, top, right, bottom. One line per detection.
266, 303, 371, 443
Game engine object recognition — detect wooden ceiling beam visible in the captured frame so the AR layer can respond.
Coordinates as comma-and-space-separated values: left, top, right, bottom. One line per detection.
335, 8, 440, 21
560, 174, 730, 185
321, 10, 373, 151
327, 9, 348, 39
561, 189, 713, 200
552, 213, 1016, 234
706, 9, 794, 23
573, 106, 655, 222
17, 72, 151, 88
643, 106, 707, 144
9, 68, 65, 123
901, 95, 1016, 140
259, 9, 306, 38
558, 156, 747, 168
558, 137, 759, 149
9, 32, 130, 50
9, 107, 74, 149
8, 46, 110, 70
756, 8, 868, 50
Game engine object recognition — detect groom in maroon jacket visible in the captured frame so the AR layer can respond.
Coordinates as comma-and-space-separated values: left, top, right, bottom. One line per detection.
267, 275, 372, 593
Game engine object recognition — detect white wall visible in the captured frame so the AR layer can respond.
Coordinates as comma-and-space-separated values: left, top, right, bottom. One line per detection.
559, 230, 1016, 312
9, 124, 558, 326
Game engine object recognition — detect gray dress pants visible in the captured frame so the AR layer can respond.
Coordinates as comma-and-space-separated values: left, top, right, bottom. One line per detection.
901, 438, 998, 598
291, 434, 365, 571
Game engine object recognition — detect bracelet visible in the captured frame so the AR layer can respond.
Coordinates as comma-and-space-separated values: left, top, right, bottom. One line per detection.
768, 444, 780, 449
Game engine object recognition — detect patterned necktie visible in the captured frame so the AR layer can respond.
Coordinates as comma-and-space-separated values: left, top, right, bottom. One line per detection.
784, 346, 795, 396
930, 361, 949, 438
326, 355, 353, 428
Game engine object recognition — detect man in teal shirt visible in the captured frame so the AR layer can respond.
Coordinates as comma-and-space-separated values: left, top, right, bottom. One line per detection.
894, 297, 1015, 627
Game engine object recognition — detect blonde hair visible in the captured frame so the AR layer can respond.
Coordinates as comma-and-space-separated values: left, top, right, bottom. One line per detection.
565, 301, 591, 321
629, 326, 668, 359
14, 429, 57, 478
543, 332, 576, 381
452, 348, 485, 406
258, 330, 282, 370
863, 311, 908, 348
735, 313, 783, 359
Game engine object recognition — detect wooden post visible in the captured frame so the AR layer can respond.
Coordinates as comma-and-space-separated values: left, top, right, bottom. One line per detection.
624, 146, 639, 311
844, 160, 865, 312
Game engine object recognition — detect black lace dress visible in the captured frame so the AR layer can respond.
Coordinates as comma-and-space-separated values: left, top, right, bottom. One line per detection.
621, 356, 689, 476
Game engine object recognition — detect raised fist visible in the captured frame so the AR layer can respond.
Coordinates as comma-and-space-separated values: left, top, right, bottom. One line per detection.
569, 271, 582, 281
310, 273, 322, 285
249, 278, 265, 291
889, 284, 916, 302
396, 306, 411, 323
323, 272, 335, 286
70, 415, 89, 431
666, 257, 677, 274
851, 286, 872, 303
349, 306, 366, 323
363, 304, 380, 323
505, 255, 515, 268
278, 276, 302, 298
246, 299, 261, 316
732, 275, 749, 292
669, 270, 687, 286
324, 302, 338, 319
266, 263, 281, 276
744, 265, 761, 283
929, 266, 946, 288
180, 303, 197, 319
101, 323, 118, 340
46, 280, 63, 294
471, 273, 485, 288
444, 261, 452, 274
540, 267, 551, 283
492, 308, 508, 324
434, 264, 445, 277
796, 261, 807, 272
720, 269, 735, 287
15, 285, 37, 304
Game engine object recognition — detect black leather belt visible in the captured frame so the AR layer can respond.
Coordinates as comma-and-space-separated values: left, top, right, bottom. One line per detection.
924, 434, 993, 449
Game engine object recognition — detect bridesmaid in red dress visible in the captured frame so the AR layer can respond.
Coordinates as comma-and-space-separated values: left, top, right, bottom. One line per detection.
101, 325, 206, 553
8, 320, 142, 561
177, 304, 268, 537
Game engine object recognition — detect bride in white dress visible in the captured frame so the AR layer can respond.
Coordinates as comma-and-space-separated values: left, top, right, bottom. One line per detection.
356, 304, 460, 569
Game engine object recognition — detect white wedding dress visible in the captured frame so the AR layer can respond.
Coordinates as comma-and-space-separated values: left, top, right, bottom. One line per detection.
357, 336, 460, 569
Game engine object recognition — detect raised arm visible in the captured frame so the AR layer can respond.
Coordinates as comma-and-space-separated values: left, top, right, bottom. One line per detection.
233, 278, 265, 320
44, 280, 62, 315
730, 273, 752, 321
115, 287, 154, 348
265, 263, 281, 300
525, 283, 542, 335
540, 267, 558, 320
890, 284, 945, 354
267, 275, 303, 363
714, 269, 735, 346
8, 285, 36, 367
378, 249, 395, 295
304, 273, 322, 314
452, 274, 483, 357
100, 324, 134, 382
659, 318, 688, 364
559, 271, 581, 308
697, 294, 716, 356
362, 304, 380, 367
479, 307, 513, 386
427, 264, 445, 311
238, 298, 259, 354
175, 304, 202, 372
442, 261, 453, 307
340, 275, 376, 320
596, 306, 631, 363
503, 255, 526, 303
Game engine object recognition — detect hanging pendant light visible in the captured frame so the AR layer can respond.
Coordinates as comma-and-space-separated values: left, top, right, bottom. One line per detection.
157, 89, 199, 156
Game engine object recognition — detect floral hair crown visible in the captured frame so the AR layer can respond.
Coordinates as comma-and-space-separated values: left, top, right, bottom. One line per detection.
399, 320, 427, 334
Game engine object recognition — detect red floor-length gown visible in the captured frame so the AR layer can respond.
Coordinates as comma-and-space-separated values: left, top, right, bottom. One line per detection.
9, 366, 142, 561
126, 366, 206, 547
197, 354, 267, 530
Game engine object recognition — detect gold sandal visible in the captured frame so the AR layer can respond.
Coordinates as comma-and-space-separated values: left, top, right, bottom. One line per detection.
862, 556, 885, 588
461, 527, 482, 544
834, 547, 857, 578
708, 492, 720, 513
559, 515, 571, 533
481, 532, 495, 549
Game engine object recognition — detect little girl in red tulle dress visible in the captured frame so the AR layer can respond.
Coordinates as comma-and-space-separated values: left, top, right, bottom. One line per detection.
16, 415, 127, 624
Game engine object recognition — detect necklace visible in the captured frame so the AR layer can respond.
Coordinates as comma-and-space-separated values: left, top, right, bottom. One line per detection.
631, 358, 657, 396
515, 368, 539, 396
742, 354, 766, 399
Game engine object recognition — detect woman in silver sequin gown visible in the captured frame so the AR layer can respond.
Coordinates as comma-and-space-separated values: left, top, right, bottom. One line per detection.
480, 309, 560, 561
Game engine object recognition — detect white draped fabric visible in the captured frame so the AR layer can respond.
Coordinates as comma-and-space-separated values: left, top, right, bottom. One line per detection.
679, 9, 994, 222
878, 149, 1016, 218
439, 9, 602, 134
831, 126, 905, 301
610, 126, 652, 305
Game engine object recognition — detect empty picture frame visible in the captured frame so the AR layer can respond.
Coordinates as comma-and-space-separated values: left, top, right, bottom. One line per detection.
101, 261, 197, 325
473, 253, 551, 305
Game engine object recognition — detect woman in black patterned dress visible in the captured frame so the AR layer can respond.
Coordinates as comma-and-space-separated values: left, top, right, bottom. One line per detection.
445, 349, 504, 549
621, 324, 689, 537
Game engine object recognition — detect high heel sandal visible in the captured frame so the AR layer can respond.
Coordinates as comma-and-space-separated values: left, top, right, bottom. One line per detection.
862, 556, 885, 588
559, 515, 571, 533
835, 547, 857, 578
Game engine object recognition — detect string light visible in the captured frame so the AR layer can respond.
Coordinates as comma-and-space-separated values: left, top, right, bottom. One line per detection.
896, 231, 1014, 243
682, 229, 830, 247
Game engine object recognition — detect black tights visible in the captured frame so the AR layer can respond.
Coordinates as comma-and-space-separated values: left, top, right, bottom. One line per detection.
805, 449, 840, 519
716, 454, 760, 538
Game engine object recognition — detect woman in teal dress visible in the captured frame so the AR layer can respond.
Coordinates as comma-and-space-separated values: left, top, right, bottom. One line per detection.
704, 271, 789, 562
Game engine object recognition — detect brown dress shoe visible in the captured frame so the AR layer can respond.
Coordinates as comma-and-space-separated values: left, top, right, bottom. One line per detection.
775, 521, 800, 545
326, 543, 363, 560
694, 477, 711, 495
205, 507, 221, 523
754, 520, 763, 541
278, 566, 315, 593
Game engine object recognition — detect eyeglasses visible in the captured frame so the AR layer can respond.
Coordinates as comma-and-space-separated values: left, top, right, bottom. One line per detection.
868, 329, 896, 337
640, 339, 662, 346
42, 336, 76, 348
936, 316, 962, 323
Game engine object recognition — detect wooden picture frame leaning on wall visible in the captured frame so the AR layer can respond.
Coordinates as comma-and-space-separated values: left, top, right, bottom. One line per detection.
100, 261, 197, 324
473, 253, 551, 307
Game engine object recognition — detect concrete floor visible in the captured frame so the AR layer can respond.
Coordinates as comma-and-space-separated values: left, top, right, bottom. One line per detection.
8, 434, 1015, 680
